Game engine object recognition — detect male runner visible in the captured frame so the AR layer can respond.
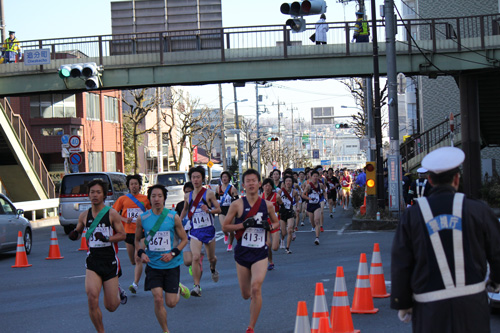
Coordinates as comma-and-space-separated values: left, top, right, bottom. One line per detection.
271, 169, 282, 191
113, 174, 151, 294
68, 179, 127, 333
180, 166, 221, 296
326, 168, 340, 218
135, 184, 190, 333
302, 171, 325, 245
222, 169, 280, 333
279, 175, 299, 254
316, 166, 326, 232
216, 171, 239, 251
296, 171, 307, 227
261, 178, 282, 270
341, 169, 352, 209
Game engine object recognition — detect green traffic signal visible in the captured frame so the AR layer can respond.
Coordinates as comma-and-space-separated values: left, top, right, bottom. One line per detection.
58, 65, 71, 78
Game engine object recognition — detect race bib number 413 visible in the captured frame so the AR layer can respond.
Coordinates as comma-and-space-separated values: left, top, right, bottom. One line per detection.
148, 231, 171, 252
242, 228, 265, 248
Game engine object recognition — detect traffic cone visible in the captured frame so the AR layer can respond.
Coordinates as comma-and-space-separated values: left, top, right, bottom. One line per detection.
12, 231, 32, 268
171, 204, 175, 210
359, 186, 367, 215
330, 266, 360, 333
78, 230, 89, 251
369, 243, 390, 298
318, 317, 332, 333
312, 282, 331, 333
351, 253, 378, 314
46, 226, 64, 260
294, 301, 311, 333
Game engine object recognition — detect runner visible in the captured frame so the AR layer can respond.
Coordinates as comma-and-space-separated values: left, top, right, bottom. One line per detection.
112, 174, 151, 294
135, 184, 190, 333
261, 178, 283, 270
279, 175, 299, 254
296, 171, 307, 227
68, 179, 127, 333
316, 166, 326, 233
180, 166, 221, 296
215, 171, 239, 251
302, 171, 325, 245
221, 169, 280, 333
326, 168, 340, 218
341, 169, 353, 210
271, 169, 282, 191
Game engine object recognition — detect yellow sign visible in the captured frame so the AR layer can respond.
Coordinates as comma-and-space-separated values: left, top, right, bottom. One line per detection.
207, 161, 214, 168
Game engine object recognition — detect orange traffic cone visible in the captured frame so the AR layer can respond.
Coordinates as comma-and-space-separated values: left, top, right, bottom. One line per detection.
351, 253, 378, 314
46, 226, 64, 260
330, 266, 360, 333
12, 231, 32, 268
78, 230, 89, 251
294, 301, 311, 333
312, 282, 331, 333
369, 243, 390, 298
318, 317, 332, 333
359, 186, 367, 215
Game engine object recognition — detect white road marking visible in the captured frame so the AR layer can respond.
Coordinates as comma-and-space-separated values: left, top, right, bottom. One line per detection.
64, 275, 86, 279
215, 231, 225, 241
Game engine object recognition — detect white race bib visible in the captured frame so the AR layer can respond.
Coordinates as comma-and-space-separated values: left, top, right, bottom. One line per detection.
309, 192, 320, 204
127, 208, 141, 222
88, 226, 111, 248
241, 227, 265, 248
148, 231, 171, 252
192, 211, 212, 229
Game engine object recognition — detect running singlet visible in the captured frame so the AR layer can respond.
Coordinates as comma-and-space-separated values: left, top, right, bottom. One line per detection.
218, 184, 233, 207
308, 182, 321, 204
341, 175, 351, 188
113, 193, 151, 234
280, 188, 295, 210
262, 192, 279, 218
85, 208, 119, 260
140, 209, 182, 270
189, 190, 216, 243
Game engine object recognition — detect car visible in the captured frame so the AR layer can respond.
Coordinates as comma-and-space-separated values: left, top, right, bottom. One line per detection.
156, 171, 190, 209
0, 193, 32, 255
58, 172, 128, 234
207, 178, 220, 191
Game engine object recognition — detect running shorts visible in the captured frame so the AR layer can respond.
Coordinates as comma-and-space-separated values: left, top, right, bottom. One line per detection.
144, 265, 180, 293
86, 256, 121, 282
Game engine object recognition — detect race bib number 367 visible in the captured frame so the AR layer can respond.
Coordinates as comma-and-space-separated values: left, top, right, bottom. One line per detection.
148, 231, 171, 252
242, 228, 265, 248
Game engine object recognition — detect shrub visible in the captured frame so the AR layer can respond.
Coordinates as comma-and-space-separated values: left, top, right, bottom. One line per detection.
351, 185, 365, 210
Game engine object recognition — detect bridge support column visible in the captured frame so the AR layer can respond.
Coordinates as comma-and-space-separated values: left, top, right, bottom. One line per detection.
460, 74, 481, 199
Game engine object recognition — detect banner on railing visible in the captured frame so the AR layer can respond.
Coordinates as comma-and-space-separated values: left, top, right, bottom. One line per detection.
24, 48, 51, 66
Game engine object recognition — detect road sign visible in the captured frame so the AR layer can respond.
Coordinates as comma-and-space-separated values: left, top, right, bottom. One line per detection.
272, 161, 277, 166
68, 148, 82, 153
69, 153, 82, 165
207, 160, 214, 168
24, 48, 51, 66
62, 147, 69, 158
312, 149, 319, 159
302, 134, 310, 144
320, 159, 330, 166
61, 134, 70, 145
69, 135, 81, 148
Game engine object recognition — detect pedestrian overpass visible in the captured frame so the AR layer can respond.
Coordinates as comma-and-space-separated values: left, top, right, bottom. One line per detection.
0, 13, 499, 200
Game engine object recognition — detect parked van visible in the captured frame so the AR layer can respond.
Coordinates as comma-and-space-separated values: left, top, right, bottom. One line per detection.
156, 171, 189, 209
58, 172, 127, 234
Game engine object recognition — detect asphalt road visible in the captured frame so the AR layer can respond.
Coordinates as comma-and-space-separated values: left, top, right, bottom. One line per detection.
1, 206, 500, 333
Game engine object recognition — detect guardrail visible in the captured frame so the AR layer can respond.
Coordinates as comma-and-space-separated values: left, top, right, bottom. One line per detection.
14, 198, 58, 222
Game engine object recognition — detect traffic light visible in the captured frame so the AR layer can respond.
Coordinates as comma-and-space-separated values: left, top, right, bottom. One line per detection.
58, 62, 102, 90
267, 137, 279, 142
286, 18, 306, 32
335, 123, 349, 129
280, 1, 327, 16
365, 162, 376, 195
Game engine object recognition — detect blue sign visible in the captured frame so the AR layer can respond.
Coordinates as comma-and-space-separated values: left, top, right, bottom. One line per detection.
320, 160, 331, 166
312, 149, 319, 159
70, 153, 82, 165
24, 48, 51, 66
61, 134, 70, 145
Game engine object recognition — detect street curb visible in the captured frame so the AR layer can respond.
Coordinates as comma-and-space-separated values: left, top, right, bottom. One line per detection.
351, 217, 398, 231
30, 217, 60, 229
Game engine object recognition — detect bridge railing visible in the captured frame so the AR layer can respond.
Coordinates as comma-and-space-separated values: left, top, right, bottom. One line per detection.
2, 13, 500, 75
0, 98, 56, 198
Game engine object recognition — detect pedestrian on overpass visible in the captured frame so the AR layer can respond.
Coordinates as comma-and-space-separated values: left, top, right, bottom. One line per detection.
315, 14, 329, 45
222, 169, 280, 333
68, 179, 127, 333
391, 147, 500, 332
112, 174, 151, 294
2, 31, 21, 63
353, 12, 370, 43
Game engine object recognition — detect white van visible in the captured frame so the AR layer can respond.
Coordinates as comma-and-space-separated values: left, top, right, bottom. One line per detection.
156, 171, 190, 209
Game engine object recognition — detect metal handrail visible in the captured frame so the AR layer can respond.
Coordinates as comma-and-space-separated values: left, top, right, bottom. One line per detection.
400, 114, 461, 171
0, 98, 56, 198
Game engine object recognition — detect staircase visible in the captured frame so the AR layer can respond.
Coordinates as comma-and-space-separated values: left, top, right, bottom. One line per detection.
0, 98, 55, 200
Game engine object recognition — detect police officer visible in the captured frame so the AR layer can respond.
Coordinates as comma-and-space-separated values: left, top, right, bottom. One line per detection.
353, 12, 369, 43
391, 147, 500, 332
407, 167, 433, 205
2, 31, 21, 63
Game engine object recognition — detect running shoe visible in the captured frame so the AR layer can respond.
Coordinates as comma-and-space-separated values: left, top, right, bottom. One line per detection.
189, 265, 193, 276
119, 286, 127, 304
295, 226, 298, 231
286, 248, 292, 254
314, 238, 320, 245
267, 263, 275, 271
329, 213, 334, 218
280, 240, 285, 249
246, 327, 255, 333
211, 269, 219, 283
300, 221, 305, 226
179, 282, 191, 299
128, 283, 138, 294
333, 208, 336, 213
320, 226, 324, 232
191, 285, 202, 297
224, 234, 229, 244
227, 244, 233, 252
311, 227, 315, 232
292, 232, 296, 241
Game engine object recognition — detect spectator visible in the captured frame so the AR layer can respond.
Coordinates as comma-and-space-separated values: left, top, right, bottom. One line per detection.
315, 14, 329, 45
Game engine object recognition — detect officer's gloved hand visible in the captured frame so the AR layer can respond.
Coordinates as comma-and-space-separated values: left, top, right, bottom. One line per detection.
68, 229, 79, 241
242, 217, 256, 229
398, 308, 412, 323
94, 232, 109, 242
487, 279, 500, 293
18, 53, 22, 60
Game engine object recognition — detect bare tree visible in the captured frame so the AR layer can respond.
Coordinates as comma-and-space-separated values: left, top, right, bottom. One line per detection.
122, 88, 164, 173
241, 118, 258, 169
195, 106, 224, 180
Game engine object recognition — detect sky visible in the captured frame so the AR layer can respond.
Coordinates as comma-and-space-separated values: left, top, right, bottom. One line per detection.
3, 0, 388, 120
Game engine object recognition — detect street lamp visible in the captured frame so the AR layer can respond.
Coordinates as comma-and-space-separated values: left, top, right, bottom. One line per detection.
224, 99, 248, 190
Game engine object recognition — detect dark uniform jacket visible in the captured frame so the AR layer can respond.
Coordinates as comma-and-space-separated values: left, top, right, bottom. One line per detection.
407, 177, 432, 204
391, 185, 500, 333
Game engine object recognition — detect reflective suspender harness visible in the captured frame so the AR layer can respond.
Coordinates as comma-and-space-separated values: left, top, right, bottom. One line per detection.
416, 179, 427, 198
413, 193, 485, 302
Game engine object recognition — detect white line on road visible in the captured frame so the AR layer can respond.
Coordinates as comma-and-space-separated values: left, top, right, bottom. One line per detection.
64, 275, 86, 279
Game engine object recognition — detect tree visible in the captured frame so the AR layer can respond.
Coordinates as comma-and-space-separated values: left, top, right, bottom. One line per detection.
241, 118, 258, 169
122, 88, 165, 173
195, 106, 224, 180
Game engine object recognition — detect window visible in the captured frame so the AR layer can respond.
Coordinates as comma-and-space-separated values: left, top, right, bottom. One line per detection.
86, 93, 101, 121
30, 94, 76, 118
104, 96, 119, 122
109, 174, 127, 193
106, 152, 117, 172
41, 128, 64, 136
88, 152, 103, 172
0, 197, 15, 214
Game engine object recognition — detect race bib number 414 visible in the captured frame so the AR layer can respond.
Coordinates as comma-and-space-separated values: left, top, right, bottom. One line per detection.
242, 228, 265, 248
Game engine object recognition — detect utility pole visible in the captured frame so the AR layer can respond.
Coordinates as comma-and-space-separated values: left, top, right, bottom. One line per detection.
156, 87, 163, 173
219, 83, 227, 170
255, 83, 261, 174
273, 100, 285, 169
289, 105, 298, 167
0, 0, 5, 42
